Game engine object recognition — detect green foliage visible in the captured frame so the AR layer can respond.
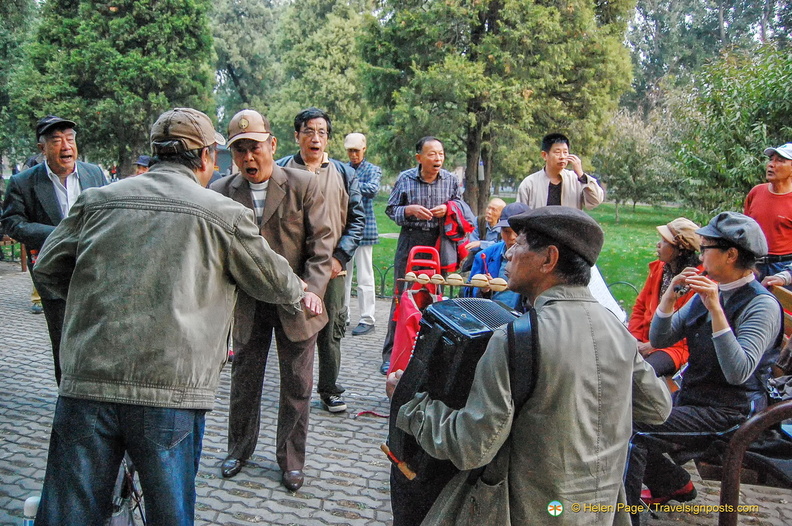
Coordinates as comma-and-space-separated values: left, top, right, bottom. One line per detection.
212, 0, 282, 128
624, 0, 791, 113
0, 0, 38, 166
211, 0, 374, 162
7, 0, 215, 172
674, 45, 792, 215
267, 0, 374, 160
361, 0, 635, 212
594, 106, 679, 215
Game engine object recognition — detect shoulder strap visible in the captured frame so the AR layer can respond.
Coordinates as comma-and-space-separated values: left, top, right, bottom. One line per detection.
507, 307, 539, 414
469, 309, 539, 484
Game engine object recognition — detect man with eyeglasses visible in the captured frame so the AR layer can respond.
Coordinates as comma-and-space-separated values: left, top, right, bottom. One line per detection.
277, 107, 365, 415
0, 115, 107, 385
744, 142, 792, 282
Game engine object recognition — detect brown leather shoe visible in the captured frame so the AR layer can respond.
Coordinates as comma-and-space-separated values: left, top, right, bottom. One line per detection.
281, 470, 304, 491
221, 457, 245, 478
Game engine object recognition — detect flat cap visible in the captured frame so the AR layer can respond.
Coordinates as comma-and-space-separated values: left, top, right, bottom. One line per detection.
36, 115, 77, 138
696, 211, 767, 257
133, 155, 151, 167
509, 206, 604, 266
150, 108, 225, 155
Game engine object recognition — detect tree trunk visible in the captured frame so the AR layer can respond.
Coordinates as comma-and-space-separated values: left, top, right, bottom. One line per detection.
464, 114, 483, 215
479, 129, 494, 213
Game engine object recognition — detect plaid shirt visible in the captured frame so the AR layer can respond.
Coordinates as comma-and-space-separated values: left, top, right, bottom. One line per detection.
348, 159, 382, 245
386, 167, 462, 229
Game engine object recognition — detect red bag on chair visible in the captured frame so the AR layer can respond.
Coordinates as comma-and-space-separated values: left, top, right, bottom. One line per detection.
388, 288, 439, 375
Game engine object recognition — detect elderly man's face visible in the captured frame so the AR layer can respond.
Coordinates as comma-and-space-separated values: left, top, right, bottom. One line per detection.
295, 117, 328, 166
484, 199, 506, 226
766, 153, 792, 186
504, 233, 545, 295
347, 147, 365, 166
232, 137, 278, 184
39, 128, 78, 176
416, 140, 445, 178
134, 165, 149, 176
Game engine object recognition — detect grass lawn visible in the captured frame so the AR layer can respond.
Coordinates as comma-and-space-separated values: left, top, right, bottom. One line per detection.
368, 195, 691, 316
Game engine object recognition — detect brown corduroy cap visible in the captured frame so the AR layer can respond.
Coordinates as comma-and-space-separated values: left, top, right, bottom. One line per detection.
657, 217, 701, 252
150, 108, 225, 154
508, 206, 604, 266
227, 109, 272, 146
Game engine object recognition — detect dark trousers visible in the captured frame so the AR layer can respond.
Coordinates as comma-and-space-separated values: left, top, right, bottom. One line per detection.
316, 275, 347, 396
227, 302, 317, 472
625, 404, 746, 525
37, 397, 205, 526
40, 297, 66, 385
381, 229, 439, 363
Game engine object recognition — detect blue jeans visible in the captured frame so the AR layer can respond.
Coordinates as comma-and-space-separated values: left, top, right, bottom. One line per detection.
36, 397, 206, 526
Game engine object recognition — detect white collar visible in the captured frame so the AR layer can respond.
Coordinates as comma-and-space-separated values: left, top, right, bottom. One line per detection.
719, 273, 755, 291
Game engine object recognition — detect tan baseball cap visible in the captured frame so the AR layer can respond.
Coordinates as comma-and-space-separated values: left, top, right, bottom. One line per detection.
227, 109, 272, 146
150, 108, 225, 154
657, 217, 701, 252
344, 132, 366, 150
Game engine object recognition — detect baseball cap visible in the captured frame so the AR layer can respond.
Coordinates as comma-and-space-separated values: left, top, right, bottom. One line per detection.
227, 109, 272, 146
133, 155, 151, 167
36, 115, 77, 138
150, 108, 225, 155
344, 133, 366, 150
764, 143, 792, 160
495, 202, 531, 229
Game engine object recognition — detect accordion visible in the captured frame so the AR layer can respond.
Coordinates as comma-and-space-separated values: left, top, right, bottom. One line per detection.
388, 297, 518, 484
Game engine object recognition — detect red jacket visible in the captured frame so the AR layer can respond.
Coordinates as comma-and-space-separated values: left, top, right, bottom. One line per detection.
628, 260, 701, 371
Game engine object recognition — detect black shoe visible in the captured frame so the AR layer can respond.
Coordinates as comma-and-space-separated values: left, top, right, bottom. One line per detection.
352, 323, 375, 336
380, 361, 390, 375
321, 394, 347, 413
282, 470, 304, 491
221, 457, 245, 478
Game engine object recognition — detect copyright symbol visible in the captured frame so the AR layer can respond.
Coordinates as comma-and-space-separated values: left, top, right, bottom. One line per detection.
571, 503, 581, 513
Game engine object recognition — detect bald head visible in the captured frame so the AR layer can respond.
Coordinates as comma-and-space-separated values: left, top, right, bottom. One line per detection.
485, 198, 507, 227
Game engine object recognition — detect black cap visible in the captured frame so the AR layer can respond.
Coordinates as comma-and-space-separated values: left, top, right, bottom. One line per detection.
36, 115, 77, 138
509, 207, 604, 266
134, 155, 151, 167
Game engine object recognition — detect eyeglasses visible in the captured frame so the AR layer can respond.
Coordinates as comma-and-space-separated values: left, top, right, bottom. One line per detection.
299, 129, 328, 138
699, 244, 732, 252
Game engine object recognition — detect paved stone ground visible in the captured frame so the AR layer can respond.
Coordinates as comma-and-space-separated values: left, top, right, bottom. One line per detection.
1, 260, 790, 525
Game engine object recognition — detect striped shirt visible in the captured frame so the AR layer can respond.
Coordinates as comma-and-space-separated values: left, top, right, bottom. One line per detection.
248, 180, 268, 225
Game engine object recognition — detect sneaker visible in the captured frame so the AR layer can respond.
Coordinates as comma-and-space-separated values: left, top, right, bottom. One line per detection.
30, 303, 44, 315
321, 394, 347, 413
379, 361, 390, 375
641, 481, 697, 505
351, 323, 375, 336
